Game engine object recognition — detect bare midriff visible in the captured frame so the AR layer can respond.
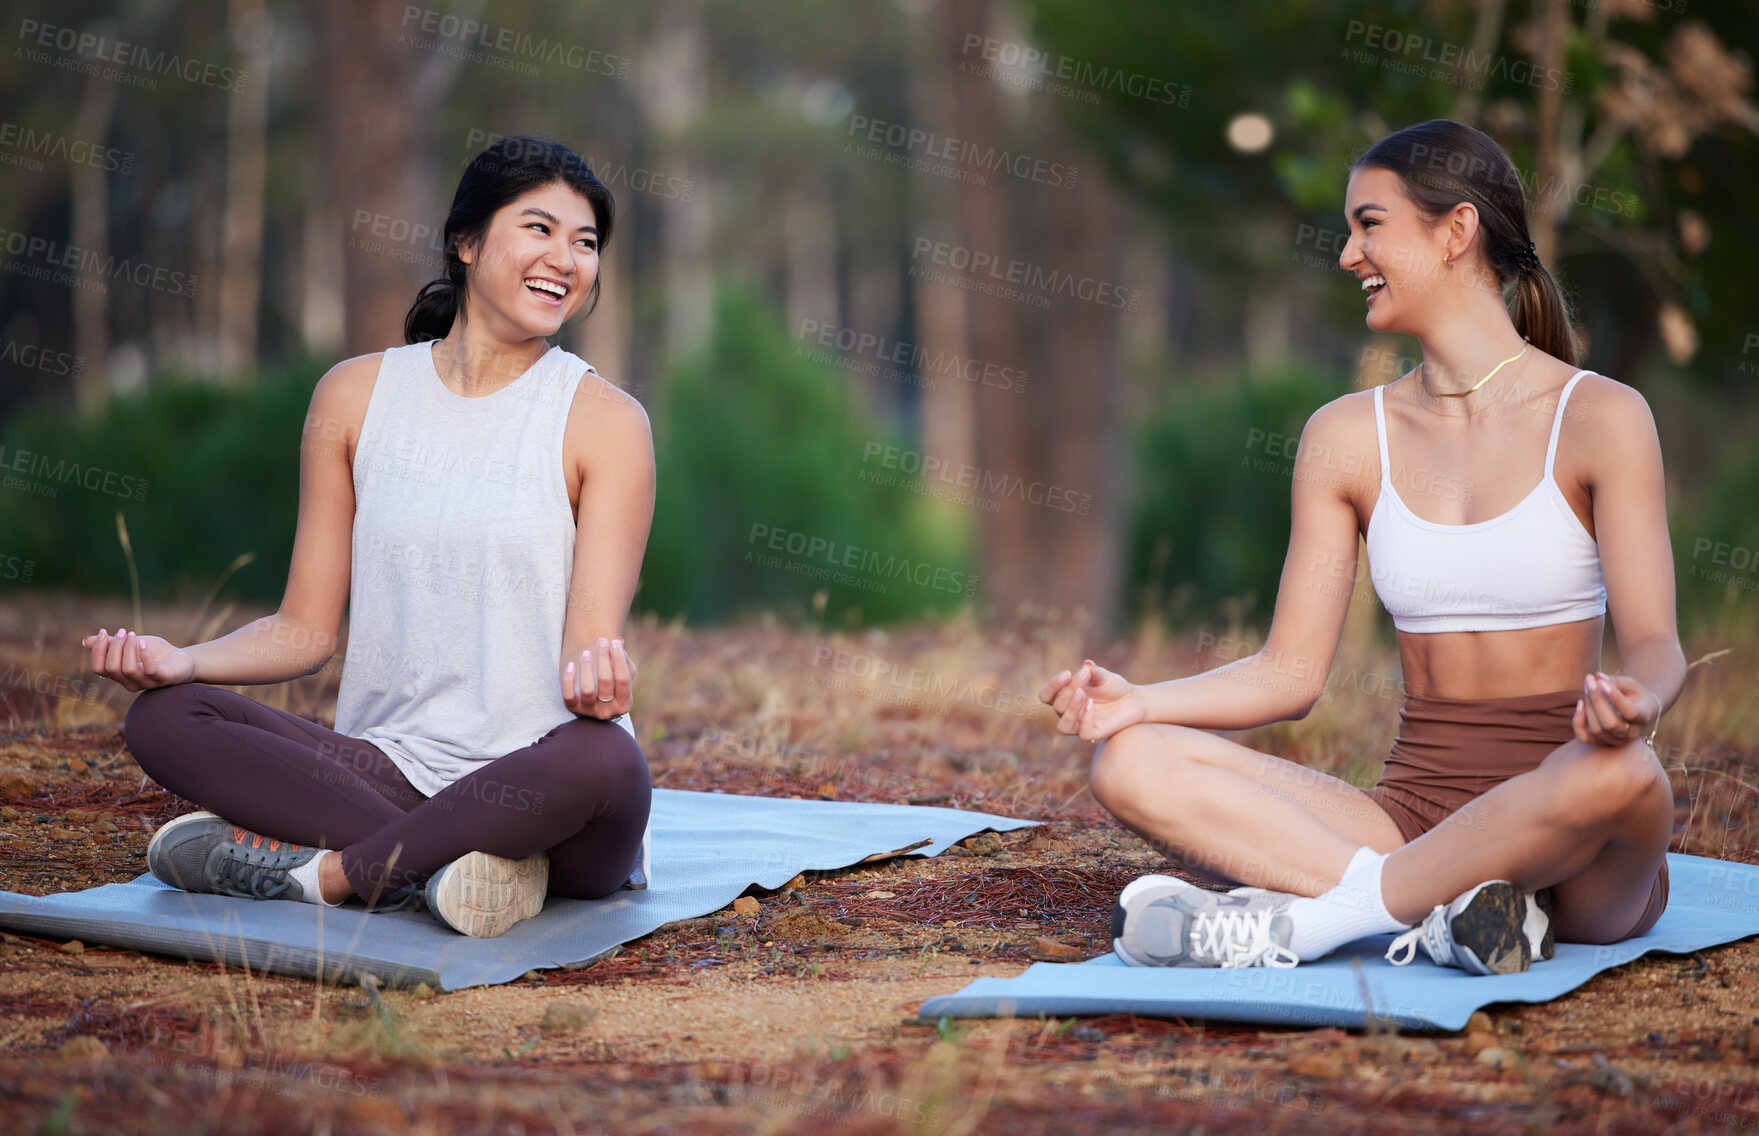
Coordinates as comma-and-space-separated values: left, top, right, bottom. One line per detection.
1396, 615, 1602, 700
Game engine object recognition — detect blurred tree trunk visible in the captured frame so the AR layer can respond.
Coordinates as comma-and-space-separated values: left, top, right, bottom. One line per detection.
218, 0, 271, 382
783, 180, 836, 334
1451, 0, 1508, 126
314, 0, 423, 356
1243, 280, 1292, 373
906, 3, 977, 482
299, 158, 346, 355
70, 72, 115, 417
1028, 116, 1127, 642
639, 1, 712, 401
941, 0, 1124, 640
941, 0, 1030, 623
1529, 0, 1570, 263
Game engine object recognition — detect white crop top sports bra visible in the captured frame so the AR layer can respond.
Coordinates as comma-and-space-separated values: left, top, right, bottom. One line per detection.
1364, 370, 1607, 633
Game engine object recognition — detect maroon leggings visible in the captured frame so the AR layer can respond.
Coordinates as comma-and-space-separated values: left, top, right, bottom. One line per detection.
121, 683, 651, 906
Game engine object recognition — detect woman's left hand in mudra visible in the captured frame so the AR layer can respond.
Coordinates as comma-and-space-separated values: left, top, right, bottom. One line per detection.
1574, 670, 1659, 747
564, 636, 637, 720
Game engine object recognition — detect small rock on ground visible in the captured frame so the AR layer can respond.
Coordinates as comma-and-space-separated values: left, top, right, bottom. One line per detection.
542, 1000, 602, 1033
57, 1036, 108, 1062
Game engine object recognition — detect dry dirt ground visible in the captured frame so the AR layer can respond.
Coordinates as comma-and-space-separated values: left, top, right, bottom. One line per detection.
2, 594, 1758, 1134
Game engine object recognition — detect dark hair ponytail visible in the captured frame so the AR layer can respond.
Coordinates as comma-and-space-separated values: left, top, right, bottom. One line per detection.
1352, 118, 1581, 367
404, 134, 617, 344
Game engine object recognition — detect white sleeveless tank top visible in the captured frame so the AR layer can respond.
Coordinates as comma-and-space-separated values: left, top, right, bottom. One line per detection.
1364, 370, 1607, 633
333, 340, 640, 795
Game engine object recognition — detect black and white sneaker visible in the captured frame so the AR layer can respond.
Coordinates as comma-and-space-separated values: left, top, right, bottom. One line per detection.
623, 819, 651, 891
1529, 886, 1556, 961
1385, 880, 1553, 975
425, 851, 549, 937
146, 810, 322, 902
1112, 874, 1300, 968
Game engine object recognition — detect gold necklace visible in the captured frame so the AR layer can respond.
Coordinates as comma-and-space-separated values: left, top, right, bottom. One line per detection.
1420, 341, 1529, 399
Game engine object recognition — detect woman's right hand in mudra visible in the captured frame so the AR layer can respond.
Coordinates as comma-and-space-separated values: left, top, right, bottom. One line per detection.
81, 628, 195, 691
1039, 659, 1146, 741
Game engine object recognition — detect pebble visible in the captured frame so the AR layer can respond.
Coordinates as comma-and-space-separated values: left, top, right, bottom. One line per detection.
966, 832, 1003, 856
1467, 1011, 1495, 1035
56, 1036, 108, 1062
0, 770, 36, 796
412, 983, 436, 1001
732, 896, 760, 916
1475, 1046, 1510, 1068
1465, 1032, 1501, 1056
1029, 937, 1084, 961
542, 1000, 601, 1033
766, 909, 850, 942
59, 940, 85, 955
1289, 1051, 1344, 1079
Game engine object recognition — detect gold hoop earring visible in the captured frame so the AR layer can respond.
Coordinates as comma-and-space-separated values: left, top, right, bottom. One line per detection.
1445, 254, 1453, 269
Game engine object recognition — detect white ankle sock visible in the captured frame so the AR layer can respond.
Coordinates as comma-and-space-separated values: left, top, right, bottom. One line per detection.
288, 850, 344, 907
1285, 845, 1412, 960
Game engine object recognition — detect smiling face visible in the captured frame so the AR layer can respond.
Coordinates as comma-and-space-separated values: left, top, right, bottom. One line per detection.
1338, 165, 1463, 335
456, 180, 602, 341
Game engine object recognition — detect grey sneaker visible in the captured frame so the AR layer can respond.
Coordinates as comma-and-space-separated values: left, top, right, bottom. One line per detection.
1112, 875, 1301, 968
146, 810, 321, 902
1385, 879, 1553, 975
425, 851, 549, 937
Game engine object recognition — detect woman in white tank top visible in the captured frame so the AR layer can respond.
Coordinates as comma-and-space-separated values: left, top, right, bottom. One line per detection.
88, 135, 654, 938
1042, 120, 1683, 974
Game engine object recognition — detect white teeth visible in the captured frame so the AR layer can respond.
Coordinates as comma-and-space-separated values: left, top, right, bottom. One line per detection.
1360, 275, 1386, 291
525, 279, 566, 297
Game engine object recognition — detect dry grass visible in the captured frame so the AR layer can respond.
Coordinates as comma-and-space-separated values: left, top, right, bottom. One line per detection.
2, 590, 1757, 1134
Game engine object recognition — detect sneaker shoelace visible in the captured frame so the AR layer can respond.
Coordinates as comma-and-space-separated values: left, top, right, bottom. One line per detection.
1385, 904, 1450, 966
1192, 907, 1300, 968
212, 827, 306, 901
213, 851, 296, 900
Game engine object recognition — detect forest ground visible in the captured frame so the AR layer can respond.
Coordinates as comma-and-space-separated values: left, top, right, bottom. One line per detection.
2, 593, 1756, 1134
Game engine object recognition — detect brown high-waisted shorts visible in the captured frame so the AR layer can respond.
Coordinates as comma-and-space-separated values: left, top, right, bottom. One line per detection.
1363, 686, 1669, 940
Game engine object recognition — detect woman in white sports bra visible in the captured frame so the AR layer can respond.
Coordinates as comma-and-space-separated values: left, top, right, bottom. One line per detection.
1042, 119, 1682, 974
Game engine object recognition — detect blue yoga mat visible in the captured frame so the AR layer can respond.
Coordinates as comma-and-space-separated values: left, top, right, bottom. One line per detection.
918, 853, 1759, 1031
0, 788, 1036, 991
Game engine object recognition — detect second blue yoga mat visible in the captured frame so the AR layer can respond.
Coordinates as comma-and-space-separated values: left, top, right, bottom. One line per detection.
918, 853, 1759, 1031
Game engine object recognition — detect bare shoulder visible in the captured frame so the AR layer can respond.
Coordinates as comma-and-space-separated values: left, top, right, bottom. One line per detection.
566, 364, 653, 453
307, 351, 386, 449
1562, 371, 1662, 483
1301, 385, 1382, 473
315, 350, 387, 409
320, 350, 387, 388
1285, 386, 1384, 520
1566, 370, 1654, 426
1305, 384, 1379, 437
